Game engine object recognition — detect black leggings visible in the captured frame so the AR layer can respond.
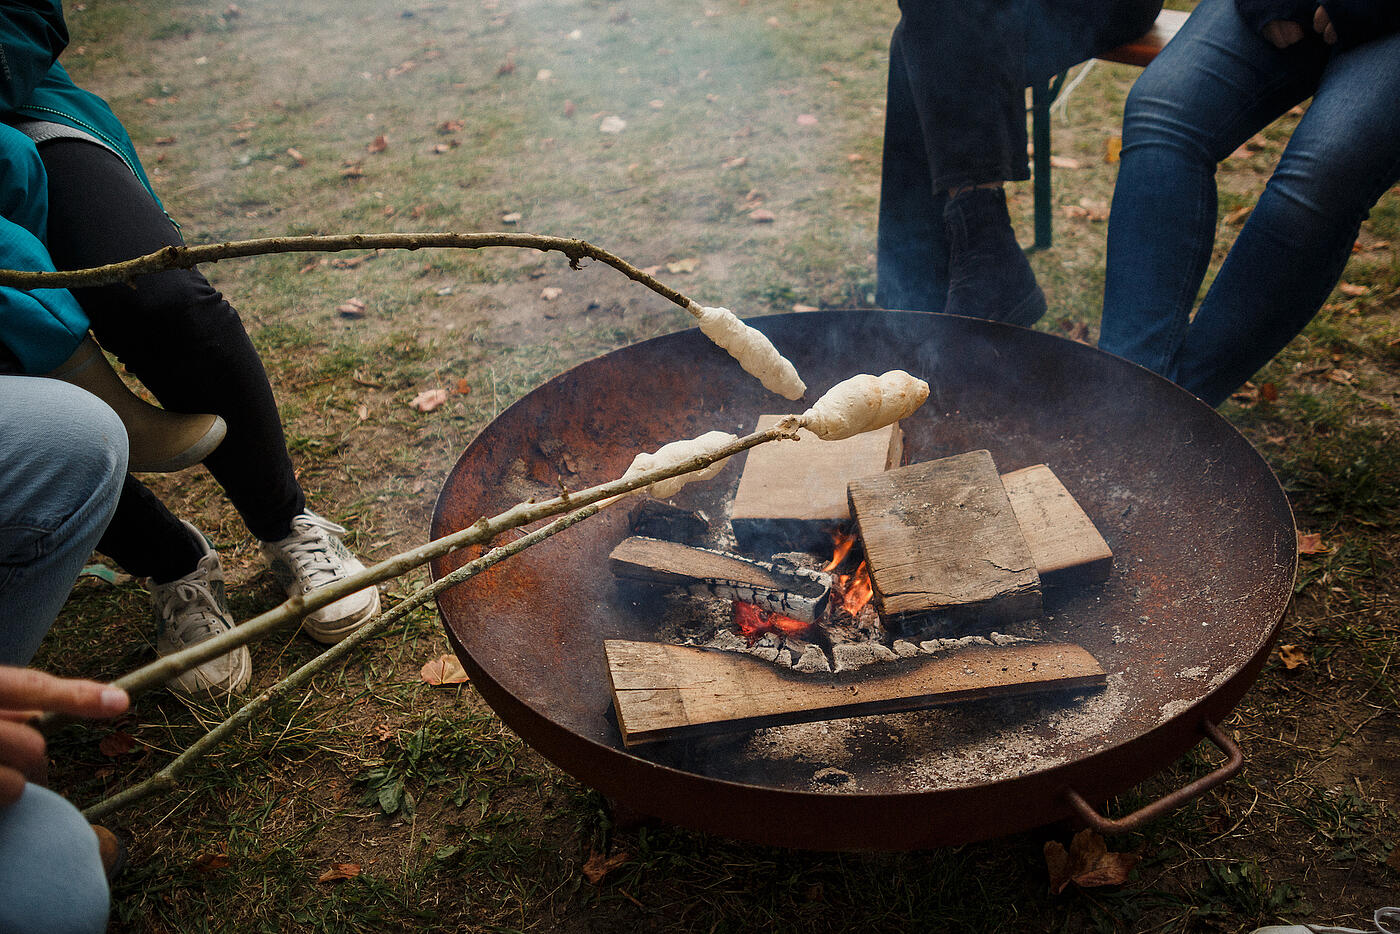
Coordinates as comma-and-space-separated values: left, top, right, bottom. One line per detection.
39, 139, 304, 581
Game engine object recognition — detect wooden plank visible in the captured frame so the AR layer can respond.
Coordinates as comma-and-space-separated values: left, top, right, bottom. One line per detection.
609, 536, 832, 622
731, 416, 902, 554
606, 639, 1105, 746
848, 449, 1042, 628
1001, 464, 1113, 586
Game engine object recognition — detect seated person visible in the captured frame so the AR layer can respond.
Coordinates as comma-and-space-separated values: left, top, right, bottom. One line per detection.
1098, 0, 1400, 405
0, 0, 382, 700
0, 377, 130, 933
877, 0, 1163, 323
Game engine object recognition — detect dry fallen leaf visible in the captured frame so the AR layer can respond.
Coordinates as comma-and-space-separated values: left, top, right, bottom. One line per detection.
367, 135, 388, 154
1044, 830, 1139, 894
500, 211, 522, 224
721, 156, 747, 170
286, 147, 307, 166
1224, 206, 1253, 226
1297, 531, 1330, 555
599, 115, 627, 134
1104, 135, 1122, 163
1338, 282, 1369, 297
317, 863, 362, 884
792, 303, 819, 313
582, 849, 630, 884
455, 378, 471, 395
99, 731, 136, 757
420, 654, 470, 685
1049, 155, 1081, 170
1277, 643, 1308, 670
193, 852, 230, 873
410, 388, 450, 413
796, 113, 819, 127
540, 287, 563, 301
749, 208, 776, 223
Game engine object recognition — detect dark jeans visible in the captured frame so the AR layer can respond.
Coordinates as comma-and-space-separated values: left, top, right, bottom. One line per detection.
876, 0, 1162, 312
1099, 0, 1400, 405
39, 139, 304, 580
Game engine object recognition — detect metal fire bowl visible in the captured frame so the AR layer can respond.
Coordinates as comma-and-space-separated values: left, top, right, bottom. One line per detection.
431, 310, 1296, 850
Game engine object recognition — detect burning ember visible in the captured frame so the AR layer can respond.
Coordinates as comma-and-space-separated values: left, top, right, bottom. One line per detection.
734, 601, 811, 642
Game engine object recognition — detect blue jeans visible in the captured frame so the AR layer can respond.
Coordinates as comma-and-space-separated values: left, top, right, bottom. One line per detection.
0, 784, 109, 934
0, 376, 127, 665
1099, 0, 1400, 406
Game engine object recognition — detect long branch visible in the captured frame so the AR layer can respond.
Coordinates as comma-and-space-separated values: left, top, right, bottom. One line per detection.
83, 416, 802, 703
81, 500, 604, 821
0, 232, 697, 314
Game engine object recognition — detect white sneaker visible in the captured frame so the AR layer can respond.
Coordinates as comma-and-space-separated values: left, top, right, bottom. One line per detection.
148, 522, 252, 700
260, 512, 380, 644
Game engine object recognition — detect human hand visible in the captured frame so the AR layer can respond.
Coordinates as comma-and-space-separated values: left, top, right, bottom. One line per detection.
0, 667, 128, 807
1262, 18, 1306, 47
1313, 5, 1338, 43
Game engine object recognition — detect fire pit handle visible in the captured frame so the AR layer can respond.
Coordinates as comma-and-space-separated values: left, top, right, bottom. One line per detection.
1063, 720, 1243, 834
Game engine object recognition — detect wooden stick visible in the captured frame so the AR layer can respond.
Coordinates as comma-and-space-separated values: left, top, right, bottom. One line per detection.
42, 417, 806, 712
0, 232, 699, 315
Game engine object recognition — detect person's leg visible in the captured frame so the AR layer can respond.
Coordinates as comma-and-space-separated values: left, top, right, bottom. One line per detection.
37, 139, 304, 555
1173, 30, 1400, 404
1099, 0, 1325, 375
0, 377, 126, 667
875, 16, 950, 313
0, 783, 110, 934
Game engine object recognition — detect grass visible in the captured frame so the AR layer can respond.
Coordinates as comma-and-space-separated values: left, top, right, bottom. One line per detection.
30, 0, 1400, 931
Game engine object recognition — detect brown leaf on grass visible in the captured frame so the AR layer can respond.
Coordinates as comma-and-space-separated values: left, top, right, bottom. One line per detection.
99, 731, 136, 757
1259, 382, 1279, 402
341, 163, 364, 179
846, 152, 864, 162
409, 389, 450, 413
581, 849, 630, 884
1049, 155, 1081, 170
1104, 136, 1122, 163
431, 141, 459, 154
455, 378, 471, 395
496, 58, 516, 76
796, 113, 819, 126
749, 208, 776, 223
420, 654, 469, 685
1044, 830, 1139, 894
1278, 643, 1308, 670
367, 135, 388, 154
563, 100, 576, 118
317, 863, 361, 884
154, 136, 176, 146
193, 851, 230, 873
540, 286, 563, 301
1338, 282, 1369, 297
286, 147, 307, 167
792, 303, 819, 313
436, 120, 464, 135
1224, 206, 1253, 226
721, 156, 747, 170
1327, 368, 1355, 385
1297, 531, 1330, 555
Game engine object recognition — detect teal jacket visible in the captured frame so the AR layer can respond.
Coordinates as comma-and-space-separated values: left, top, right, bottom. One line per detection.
0, 0, 156, 373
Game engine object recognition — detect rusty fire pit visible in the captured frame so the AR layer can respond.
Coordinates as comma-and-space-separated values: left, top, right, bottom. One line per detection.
430, 310, 1296, 851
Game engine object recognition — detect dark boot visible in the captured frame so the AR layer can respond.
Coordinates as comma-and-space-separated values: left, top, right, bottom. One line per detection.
942, 187, 1046, 327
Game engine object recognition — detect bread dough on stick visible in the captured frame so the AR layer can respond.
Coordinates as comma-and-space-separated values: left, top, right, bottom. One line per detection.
690, 303, 806, 401
800, 369, 929, 440
622, 430, 739, 499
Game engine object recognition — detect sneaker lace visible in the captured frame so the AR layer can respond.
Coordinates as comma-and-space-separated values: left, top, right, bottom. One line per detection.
279, 515, 351, 588
152, 579, 226, 642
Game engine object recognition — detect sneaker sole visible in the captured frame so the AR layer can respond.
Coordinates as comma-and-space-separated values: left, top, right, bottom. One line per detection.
301, 589, 381, 644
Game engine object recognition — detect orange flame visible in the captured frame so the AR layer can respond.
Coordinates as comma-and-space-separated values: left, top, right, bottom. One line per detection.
838, 560, 874, 616
734, 602, 811, 642
823, 529, 857, 572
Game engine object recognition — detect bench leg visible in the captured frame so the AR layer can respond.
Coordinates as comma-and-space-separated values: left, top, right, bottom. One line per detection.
1030, 79, 1055, 252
